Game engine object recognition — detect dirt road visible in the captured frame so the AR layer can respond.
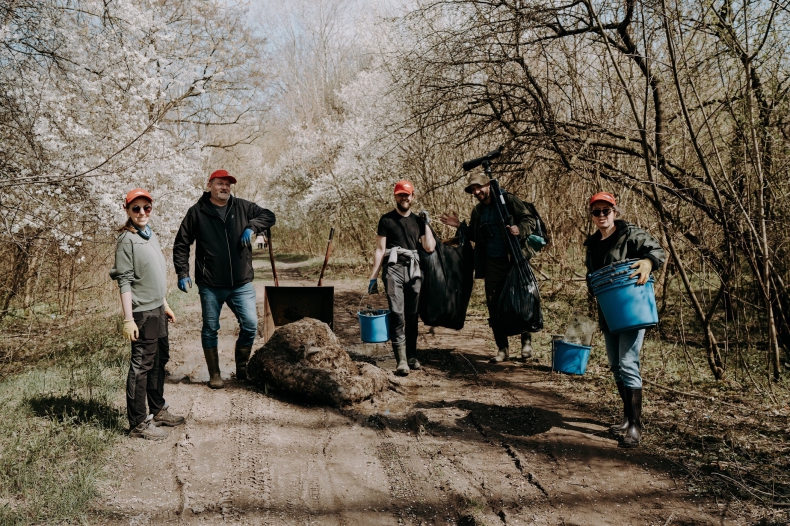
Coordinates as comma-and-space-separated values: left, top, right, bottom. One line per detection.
96, 266, 737, 525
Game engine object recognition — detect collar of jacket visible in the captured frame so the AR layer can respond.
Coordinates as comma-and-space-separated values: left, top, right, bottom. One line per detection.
583, 219, 628, 246
199, 191, 235, 215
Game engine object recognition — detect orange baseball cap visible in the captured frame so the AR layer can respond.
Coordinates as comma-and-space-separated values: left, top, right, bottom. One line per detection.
394, 180, 414, 195
125, 188, 153, 207
209, 169, 237, 184
589, 192, 616, 207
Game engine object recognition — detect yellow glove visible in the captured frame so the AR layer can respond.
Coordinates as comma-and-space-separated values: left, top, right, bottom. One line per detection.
629, 258, 653, 285
122, 319, 139, 342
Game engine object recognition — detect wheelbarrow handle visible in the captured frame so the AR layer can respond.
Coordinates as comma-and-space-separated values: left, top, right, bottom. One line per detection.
267, 228, 279, 287
317, 227, 335, 287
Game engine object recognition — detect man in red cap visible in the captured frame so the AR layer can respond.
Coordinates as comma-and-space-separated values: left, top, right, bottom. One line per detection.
173, 169, 275, 389
368, 180, 436, 375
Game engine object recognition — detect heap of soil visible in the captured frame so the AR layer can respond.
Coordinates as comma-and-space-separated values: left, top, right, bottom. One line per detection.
247, 318, 389, 407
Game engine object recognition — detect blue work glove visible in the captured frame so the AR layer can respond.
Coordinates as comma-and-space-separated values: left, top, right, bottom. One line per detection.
368, 279, 379, 295
178, 277, 192, 293
240, 228, 255, 247
419, 209, 431, 224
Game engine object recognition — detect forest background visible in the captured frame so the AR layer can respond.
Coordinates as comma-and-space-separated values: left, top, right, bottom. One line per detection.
1, 0, 790, 521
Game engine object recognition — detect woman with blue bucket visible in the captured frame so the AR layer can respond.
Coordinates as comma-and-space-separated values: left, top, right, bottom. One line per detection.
584, 192, 665, 448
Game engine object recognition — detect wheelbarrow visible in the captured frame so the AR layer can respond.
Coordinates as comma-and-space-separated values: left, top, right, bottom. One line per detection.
261, 228, 335, 342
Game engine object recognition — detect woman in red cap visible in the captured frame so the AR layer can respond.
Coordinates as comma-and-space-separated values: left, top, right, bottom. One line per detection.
584, 192, 665, 448
110, 188, 186, 440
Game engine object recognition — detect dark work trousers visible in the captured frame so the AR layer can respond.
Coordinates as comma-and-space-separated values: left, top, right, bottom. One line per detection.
484, 256, 514, 350
126, 305, 169, 429
383, 262, 422, 360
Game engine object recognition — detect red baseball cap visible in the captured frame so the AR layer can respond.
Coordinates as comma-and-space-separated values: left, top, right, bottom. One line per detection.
125, 188, 153, 207
589, 192, 616, 207
209, 169, 237, 184
394, 180, 414, 195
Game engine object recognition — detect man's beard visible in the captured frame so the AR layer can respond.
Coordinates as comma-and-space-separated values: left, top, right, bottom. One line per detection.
396, 201, 411, 212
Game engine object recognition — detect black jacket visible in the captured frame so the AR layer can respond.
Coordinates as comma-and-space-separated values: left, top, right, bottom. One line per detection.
467, 191, 537, 279
173, 193, 275, 288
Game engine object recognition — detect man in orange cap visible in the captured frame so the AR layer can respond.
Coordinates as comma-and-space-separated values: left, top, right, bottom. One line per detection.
173, 169, 275, 388
368, 180, 436, 375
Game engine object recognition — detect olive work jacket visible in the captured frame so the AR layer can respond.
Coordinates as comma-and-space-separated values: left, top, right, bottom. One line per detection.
173, 192, 276, 288
583, 219, 666, 331
467, 191, 537, 280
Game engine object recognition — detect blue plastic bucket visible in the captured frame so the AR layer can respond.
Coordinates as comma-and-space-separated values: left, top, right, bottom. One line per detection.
358, 309, 390, 343
590, 260, 658, 334
552, 340, 592, 375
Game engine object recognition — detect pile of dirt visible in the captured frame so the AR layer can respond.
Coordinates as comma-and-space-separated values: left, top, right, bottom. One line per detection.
247, 318, 389, 407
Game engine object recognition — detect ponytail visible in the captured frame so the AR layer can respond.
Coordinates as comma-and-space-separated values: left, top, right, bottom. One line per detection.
116, 217, 136, 234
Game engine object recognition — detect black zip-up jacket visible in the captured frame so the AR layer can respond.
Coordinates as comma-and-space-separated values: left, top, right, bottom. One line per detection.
173, 193, 276, 288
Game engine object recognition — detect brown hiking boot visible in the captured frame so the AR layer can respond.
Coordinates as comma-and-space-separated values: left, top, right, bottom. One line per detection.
129, 416, 168, 441
153, 405, 186, 427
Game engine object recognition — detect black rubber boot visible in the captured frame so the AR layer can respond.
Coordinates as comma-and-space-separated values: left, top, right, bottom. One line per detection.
609, 382, 629, 434
393, 341, 410, 376
203, 347, 224, 389
621, 387, 642, 448
235, 344, 252, 381
405, 314, 420, 369
519, 332, 533, 360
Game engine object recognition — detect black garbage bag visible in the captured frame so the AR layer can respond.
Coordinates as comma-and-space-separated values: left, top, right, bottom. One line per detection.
496, 260, 543, 335
418, 224, 474, 330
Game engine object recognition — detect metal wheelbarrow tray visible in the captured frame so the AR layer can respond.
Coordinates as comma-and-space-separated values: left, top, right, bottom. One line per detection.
261, 286, 334, 342
260, 227, 335, 342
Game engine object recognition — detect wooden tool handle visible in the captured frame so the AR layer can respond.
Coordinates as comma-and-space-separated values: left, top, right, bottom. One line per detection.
317, 227, 335, 286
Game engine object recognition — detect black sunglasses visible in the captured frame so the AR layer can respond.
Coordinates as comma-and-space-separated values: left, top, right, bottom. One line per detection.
131, 204, 152, 214
590, 208, 613, 217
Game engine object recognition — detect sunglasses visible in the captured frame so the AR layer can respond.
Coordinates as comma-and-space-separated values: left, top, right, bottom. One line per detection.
590, 208, 613, 217
130, 204, 152, 214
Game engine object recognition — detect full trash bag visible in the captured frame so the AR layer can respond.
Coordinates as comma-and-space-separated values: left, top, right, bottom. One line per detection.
496, 259, 543, 335
418, 224, 474, 330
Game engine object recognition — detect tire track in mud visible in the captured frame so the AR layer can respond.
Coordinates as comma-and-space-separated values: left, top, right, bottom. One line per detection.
220, 389, 273, 521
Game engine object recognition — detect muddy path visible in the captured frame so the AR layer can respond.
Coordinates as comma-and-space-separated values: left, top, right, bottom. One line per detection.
96, 262, 738, 525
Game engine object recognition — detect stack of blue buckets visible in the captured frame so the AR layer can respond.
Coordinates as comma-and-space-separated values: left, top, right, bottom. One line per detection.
553, 259, 659, 375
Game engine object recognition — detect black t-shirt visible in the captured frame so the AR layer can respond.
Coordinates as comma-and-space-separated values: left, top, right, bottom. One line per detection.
376, 210, 426, 257
213, 203, 228, 220
588, 232, 619, 272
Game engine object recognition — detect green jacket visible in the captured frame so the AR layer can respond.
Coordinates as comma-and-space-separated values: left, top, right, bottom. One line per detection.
468, 191, 537, 279
584, 219, 666, 331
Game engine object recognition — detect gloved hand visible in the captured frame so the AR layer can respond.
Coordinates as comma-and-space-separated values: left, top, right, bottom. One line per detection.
368, 279, 379, 295
527, 234, 547, 251
122, 319, 138, 342
419, 209, 431, 224
178, 277, 192, 293
629, 258, 653, 285
240, 228, 255, 247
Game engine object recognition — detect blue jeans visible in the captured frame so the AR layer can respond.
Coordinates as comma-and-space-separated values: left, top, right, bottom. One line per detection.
198, 282, 258, 349
602, 328, 644, 388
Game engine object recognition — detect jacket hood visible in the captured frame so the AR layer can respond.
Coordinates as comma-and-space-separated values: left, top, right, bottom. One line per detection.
583, 219, 628, 246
